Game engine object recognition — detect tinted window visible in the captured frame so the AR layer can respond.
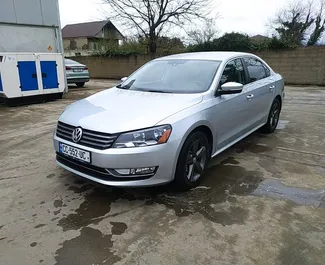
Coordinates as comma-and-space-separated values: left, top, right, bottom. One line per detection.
220, 59, 245, 86
120, 60, 221, 94
244, 58, 270, 82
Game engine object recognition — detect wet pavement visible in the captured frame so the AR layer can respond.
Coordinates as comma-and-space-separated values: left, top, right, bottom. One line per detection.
0, 81, 325, 265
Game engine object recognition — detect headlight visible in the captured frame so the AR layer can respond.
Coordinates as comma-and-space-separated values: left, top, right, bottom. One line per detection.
112, 125, 172, 148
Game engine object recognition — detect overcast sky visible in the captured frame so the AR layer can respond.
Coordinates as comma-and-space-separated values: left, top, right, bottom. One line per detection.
58, 0, 289, 37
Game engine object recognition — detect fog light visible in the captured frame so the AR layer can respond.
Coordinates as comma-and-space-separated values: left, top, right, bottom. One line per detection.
111, 166, 158, 176
134, 167, 157, 175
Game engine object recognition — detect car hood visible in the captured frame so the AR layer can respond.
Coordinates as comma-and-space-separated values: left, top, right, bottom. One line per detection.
59, 88, 203, 133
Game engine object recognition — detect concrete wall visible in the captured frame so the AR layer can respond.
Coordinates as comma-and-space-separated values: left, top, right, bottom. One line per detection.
256, 47, 325, 85
70, 55, 151, 79
70, 47, 325, 85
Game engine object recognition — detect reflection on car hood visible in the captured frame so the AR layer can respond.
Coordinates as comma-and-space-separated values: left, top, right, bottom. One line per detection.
59, 87, 203, 133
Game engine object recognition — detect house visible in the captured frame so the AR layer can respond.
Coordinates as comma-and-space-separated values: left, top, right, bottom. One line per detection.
250, 35, 271, 44
62, 20, 124, 56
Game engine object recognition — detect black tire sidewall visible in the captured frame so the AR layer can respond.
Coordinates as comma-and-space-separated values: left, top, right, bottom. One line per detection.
174, 131, 210, 190
261, 98, 281, 134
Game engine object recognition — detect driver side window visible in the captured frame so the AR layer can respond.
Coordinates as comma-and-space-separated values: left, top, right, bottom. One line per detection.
220, 59, 245, 86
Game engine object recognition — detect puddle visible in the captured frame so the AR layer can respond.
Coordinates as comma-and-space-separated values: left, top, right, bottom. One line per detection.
58, 157, 264, 230
54, 227, 121, 265
276, 120, 290, 130
110, 222, 128, 235
154, 159, 264, 225
54, 153, 325, 264
53, 199, 63, 208
58, 155, 325, 233
58, 186, 149, 231
235, 141, 272, 154
254, 179, 325, 208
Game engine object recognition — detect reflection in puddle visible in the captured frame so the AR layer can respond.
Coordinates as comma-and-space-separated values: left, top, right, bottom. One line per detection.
58, 156, 325, 233
254, 179, 325, 208
277, 120, 290, 130
58, 157, 265, 229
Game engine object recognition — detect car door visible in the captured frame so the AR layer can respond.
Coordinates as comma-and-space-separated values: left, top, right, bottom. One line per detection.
213, 58, 255, 150
242, 57, 275, 128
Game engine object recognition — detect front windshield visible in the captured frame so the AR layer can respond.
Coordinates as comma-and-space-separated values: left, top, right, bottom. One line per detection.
118, 59, 221, 93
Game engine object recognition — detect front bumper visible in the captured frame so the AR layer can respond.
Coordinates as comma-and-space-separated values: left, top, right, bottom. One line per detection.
53, 135, 181, 187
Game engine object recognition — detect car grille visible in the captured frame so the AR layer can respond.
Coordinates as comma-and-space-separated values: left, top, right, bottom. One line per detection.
56, 121, 119, 150
56, 153, 152, 182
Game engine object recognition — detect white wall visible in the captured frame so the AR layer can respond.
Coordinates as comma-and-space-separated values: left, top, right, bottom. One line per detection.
0, 25, 58, 53
0, 0, 60, 26
0, 0, 63, 53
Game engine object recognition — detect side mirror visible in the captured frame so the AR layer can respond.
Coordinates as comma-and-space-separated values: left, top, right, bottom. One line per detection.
120, 77, 128, 83
218, 82, 243, 96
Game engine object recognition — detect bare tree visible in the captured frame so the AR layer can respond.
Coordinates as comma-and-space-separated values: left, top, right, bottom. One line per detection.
270, 0, 325, 46
103, 0, 212, 54
271, 0, 314, 46
187, 19, 218, 44
307, 0, 325, 45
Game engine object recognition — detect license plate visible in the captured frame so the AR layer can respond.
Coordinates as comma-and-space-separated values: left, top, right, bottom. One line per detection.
59, 143, 91, 163
73, 68, 83, 72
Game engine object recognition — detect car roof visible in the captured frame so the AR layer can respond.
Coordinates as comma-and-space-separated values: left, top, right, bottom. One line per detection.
156, 52, 255, 62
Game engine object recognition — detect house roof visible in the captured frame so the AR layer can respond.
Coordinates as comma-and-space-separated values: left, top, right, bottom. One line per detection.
62, 20, 123, 39
250, 35, 270, 41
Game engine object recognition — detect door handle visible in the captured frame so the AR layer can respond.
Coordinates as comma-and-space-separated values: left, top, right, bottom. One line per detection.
246, 94, 254, 100
269, 85, 275, 91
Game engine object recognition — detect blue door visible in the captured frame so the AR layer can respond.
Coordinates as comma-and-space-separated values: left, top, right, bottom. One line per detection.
18, 61, 39, 91
40, 61, 58, 89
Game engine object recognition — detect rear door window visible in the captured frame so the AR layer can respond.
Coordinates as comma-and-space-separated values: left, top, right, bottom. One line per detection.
244, 58, 270, 83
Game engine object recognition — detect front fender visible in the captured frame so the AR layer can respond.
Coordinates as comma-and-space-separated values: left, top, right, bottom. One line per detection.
159, 109, 216, 178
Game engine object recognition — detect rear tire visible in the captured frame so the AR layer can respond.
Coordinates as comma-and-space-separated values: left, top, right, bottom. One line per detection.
174, 131, 210, 191
261, 97, 281, 134
75, 82, 85, 88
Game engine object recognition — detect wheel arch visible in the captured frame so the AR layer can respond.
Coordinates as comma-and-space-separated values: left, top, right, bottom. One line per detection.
174, 121, 215, 168
171, 122, 214, 187
275, 94, 282, 110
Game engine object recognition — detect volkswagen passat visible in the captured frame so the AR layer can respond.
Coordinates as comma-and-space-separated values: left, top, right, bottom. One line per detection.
54, 52, 284, 190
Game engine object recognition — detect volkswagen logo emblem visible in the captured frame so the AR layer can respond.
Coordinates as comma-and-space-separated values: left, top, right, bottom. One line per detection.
72, 128, 83, 143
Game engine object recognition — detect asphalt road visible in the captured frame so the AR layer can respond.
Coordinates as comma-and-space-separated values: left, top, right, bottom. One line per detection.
1, 80, 325, 265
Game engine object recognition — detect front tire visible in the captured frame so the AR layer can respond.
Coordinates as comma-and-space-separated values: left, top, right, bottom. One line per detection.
75, 82, 85, 88
261, 97, 281, 134
174, 131, 210, 190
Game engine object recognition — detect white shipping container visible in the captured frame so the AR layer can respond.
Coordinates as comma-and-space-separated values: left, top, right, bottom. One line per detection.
0, 0, 67, 103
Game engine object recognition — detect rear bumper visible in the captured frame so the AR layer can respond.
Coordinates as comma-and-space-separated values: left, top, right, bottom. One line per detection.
67, 78, 89, 84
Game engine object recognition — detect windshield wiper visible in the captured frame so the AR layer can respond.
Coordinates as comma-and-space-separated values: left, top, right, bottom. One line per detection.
146, 90, 171, 93
116, 79, 135, 89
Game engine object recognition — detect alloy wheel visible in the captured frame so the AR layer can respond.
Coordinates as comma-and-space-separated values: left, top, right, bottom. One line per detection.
270, 101, 280, 129
185, 139, 207, 182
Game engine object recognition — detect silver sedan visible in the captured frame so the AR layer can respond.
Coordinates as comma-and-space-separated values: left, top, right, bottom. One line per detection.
65, 59, 89, 88
54, 52, 284, 190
